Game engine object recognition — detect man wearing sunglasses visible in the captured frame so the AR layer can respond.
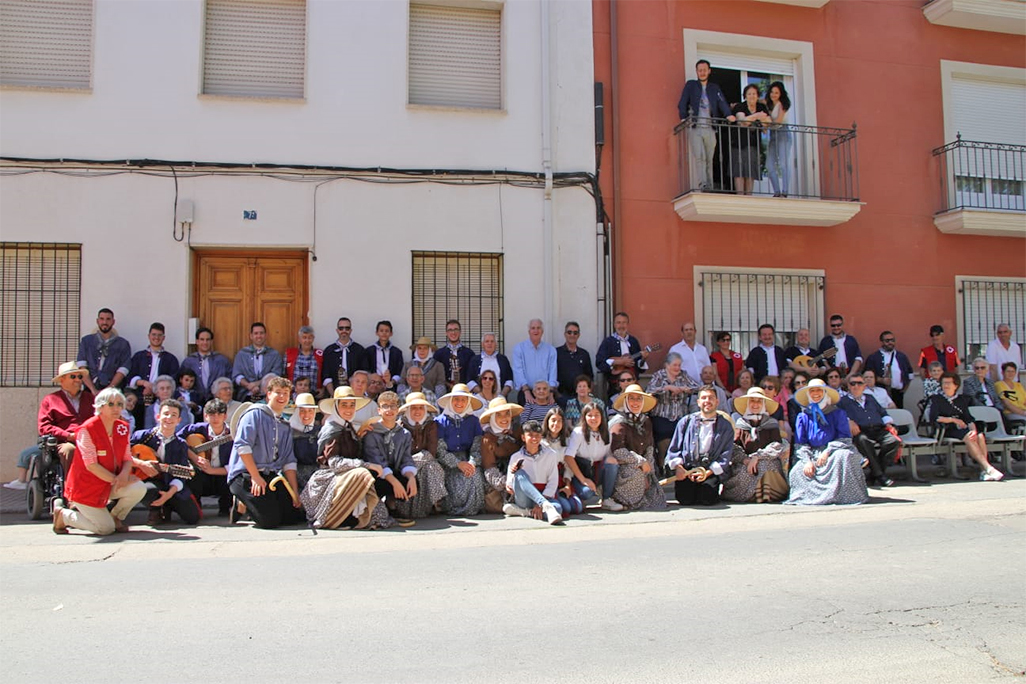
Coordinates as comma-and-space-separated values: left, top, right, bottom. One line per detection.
838, 373, 897, 488
322, 316, 366, 395
7, 362, 97, 490
817, 314, 863, 378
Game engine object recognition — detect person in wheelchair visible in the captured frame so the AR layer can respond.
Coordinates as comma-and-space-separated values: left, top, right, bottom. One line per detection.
53, 388, 147, 535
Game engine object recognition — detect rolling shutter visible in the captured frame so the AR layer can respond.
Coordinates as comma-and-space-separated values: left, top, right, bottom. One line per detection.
0, 0, 92, 89
408, 3, 501, 109
950, 76, 1026, 146
697, 49, 795, 77
203, 0, 306, 99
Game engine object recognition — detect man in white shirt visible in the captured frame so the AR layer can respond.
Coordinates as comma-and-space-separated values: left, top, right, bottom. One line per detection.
668, 322, 711, 384
986, 323, 1022, 382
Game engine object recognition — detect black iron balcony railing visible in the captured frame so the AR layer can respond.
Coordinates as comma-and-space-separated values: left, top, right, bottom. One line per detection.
933, 135, 1026, 213
674, 117, 859, 201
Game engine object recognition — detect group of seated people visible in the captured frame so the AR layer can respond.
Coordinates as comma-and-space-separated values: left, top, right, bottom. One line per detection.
17, 307, 1023, 537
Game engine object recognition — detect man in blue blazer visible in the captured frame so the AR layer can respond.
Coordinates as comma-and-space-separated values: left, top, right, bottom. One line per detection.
677, 59, 735, 192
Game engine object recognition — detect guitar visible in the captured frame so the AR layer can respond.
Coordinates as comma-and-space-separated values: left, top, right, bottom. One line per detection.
611, 344, 663, 375
791, 347, 837, 370
184, 432, 233, 455
130, 444, 195, 480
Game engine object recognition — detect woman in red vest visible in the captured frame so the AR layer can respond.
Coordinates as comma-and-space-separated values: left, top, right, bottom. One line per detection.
53, 388, 147, 535
710, 331, 745, 393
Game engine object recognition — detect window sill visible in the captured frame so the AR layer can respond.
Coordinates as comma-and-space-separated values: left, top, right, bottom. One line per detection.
1, 84, 92, 94
934, 208, 1026, 237
406, 103, 506, 115
198, 93, 306, 104
672, 192, 863, 227
751, 0, 830, 7
924, 0, 1026, 35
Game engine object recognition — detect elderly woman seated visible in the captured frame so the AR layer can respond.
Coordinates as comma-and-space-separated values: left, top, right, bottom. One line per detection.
785, 379, 867, 506
926, 372, 1004, 481
721, 388, 790, 503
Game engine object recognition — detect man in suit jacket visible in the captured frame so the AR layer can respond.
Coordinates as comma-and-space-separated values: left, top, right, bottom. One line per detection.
818, 314, 863, 377
745, 324, 788, 383
556, 320, 594, 398
180, 326, 232, 405
677, 59, 735, 191
233, 322, 284, 400
863, 330, 915, 409
127, 322, 180, 402
365, 320, 404, 392
596, 312, 649, 398
321, 317, 365, 394
433, 319, 475, 389
467, 331, 514, 397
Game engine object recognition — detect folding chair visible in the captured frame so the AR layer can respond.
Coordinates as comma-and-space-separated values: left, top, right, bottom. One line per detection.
969, 406, 1025, 477
886, 408, 936, 482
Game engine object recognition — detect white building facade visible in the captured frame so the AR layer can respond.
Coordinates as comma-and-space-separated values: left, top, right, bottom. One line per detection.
0, 0, 602, 476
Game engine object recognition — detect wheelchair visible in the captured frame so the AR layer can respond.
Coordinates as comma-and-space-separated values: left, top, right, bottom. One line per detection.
26, 436, 66, 520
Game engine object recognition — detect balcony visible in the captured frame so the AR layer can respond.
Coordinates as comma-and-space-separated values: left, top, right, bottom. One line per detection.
932, 136, 1026, 237
923, 0, 1026, 36
673, 117, 862, 227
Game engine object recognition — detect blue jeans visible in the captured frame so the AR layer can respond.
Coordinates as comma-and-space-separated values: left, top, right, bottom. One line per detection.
512, 470, 550, 510
766, 130, 792, 195
573, 457, 618, 500
19, 445, 39, 470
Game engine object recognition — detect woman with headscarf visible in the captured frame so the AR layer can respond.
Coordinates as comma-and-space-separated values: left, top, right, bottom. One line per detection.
785, 379, 867, 505
435, 383, 485, 516
289, 392, 321, 490
721, 388, 790, 503
477, 396, 523, 513
300, 386, 380, 529
608, 384, 667, 510
393, 392, 448, 518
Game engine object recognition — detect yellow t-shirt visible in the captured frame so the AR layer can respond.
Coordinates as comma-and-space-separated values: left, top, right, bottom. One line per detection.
995, 380, 1026, 413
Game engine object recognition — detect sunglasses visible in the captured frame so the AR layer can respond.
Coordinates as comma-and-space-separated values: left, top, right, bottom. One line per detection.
848, 380, 865, 386
66, 373, 84, 380
882, 338, 895, 343
337, 326, 351, 331
566, 330, 580, 335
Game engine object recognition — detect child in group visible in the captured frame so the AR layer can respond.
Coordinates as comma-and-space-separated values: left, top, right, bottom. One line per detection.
176, 368, 202, 420
922, 362, 944, 398
563, 402, 623, 511
503, 420, 565, 525
363, 391, 418, 528
542, 407, 583, 516
121, 391, 138, 434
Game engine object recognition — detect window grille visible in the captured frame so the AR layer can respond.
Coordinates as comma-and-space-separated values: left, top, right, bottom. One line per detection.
0, 0, 92, 89
412, 252, 503, 353
408, 2, 501, 109
0, 243, 82, 387
958, 277, 1026, 368
202, 0, 306, 99
698, 269, 825, 354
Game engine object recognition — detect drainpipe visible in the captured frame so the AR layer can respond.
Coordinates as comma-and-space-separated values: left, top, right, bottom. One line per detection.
540, 0, 554, 335
609, 0, 621, 312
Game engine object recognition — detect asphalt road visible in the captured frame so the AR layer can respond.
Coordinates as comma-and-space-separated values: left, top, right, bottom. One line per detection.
1, 480, 1024, 683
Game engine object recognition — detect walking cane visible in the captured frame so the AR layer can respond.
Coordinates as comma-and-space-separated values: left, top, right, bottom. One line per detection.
268, 474, 317, 535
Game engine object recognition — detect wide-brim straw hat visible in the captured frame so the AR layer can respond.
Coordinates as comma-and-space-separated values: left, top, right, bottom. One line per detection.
733, 387, 779, 415
409, 336, 437, 352
437, 383, 484, 412
230, 401, 255, 435
318, 385, 372, 415
398, 391, 438, 414
795, 378, 840, 406
613, 384, 657, 413
478, 396, 523, 426
52, 361, 81, 383
293, 393, 319, 411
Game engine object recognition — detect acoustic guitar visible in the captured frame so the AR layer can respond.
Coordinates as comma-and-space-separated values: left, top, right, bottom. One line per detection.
184, 432, 232, 455
791, 347, 837, 370
611, 344, 663, 375
130, 444, 195, 480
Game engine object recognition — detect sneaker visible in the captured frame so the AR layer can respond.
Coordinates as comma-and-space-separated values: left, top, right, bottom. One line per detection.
541, 502, 563, 525
502, 503, 529, 518
3, 479, 26, 490
981, 468, 1005, 482
600, 498, 624, 512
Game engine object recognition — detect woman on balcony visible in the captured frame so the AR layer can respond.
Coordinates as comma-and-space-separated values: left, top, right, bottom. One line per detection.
730, 84, 770, 195
766, 81, 792, 198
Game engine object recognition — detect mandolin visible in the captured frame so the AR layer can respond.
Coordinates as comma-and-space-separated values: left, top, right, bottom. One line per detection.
791, 347, 837, 369
130, 444, 195, 480
611, 344, 663, 375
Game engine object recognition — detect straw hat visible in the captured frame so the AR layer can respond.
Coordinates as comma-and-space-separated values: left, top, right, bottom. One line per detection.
612, 384, 657, 413
398, 392, 438, 415
318, 385, 372, 415
409, 336, 437, 352
795, 378, 840, 406
732, 387, 779, 415
229, 401, 255, 435
293, 393, 319, 411
437, 383, 484, 412
52, 361, 82, 383
478, 396, 523, 426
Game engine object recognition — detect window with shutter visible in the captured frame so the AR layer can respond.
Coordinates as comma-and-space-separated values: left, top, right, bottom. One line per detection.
0, 243, 82, 387
408, 3, 502, 110
412, 252, 504, 352
958, 277, 1026, 367
697, 268, 825, 353
202, 0, 306, 99
0, 0, 93, 90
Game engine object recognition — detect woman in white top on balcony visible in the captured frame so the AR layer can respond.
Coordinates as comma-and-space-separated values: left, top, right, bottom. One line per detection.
766, 81, 792, 198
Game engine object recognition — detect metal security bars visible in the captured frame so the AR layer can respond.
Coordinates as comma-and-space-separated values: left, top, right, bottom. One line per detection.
0, 243, 81, 386
699, 270, 825, 354
674, 117, 859, 201
412, 252, 504, 352
958, 278, 1025, 367
933, 136, 1026, 213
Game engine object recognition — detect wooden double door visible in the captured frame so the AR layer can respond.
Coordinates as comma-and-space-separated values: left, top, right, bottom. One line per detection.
192, 250, 308, 358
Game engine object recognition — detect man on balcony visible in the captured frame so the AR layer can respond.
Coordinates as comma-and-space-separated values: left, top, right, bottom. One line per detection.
677, 59, 734, 192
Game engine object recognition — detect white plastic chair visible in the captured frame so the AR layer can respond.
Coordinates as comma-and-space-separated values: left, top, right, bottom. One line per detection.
969, 406, 1025, 477
886, 408, 937, 482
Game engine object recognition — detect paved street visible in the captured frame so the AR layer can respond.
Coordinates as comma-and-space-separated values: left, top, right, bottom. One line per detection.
1, 479, 1024, 684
